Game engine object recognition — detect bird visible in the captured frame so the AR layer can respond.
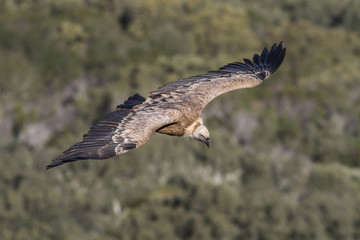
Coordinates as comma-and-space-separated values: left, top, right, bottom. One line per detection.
47, 42, 286, 169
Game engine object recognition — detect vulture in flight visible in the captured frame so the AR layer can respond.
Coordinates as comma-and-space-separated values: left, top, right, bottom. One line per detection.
47, 42, 286, 169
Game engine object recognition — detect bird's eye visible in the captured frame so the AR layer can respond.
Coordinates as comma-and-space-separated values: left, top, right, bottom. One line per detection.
199, 134, 205, 140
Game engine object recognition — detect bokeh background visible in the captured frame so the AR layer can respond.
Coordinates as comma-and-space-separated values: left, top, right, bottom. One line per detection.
1, 0, 360, 239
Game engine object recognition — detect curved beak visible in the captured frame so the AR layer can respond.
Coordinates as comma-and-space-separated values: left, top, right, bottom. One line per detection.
204, 138, 210, 148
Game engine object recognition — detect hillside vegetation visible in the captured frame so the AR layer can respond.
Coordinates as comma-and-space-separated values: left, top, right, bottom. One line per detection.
0, 0, 359, 239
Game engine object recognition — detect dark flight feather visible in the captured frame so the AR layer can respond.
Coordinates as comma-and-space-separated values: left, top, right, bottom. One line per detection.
46, 94, 146, 169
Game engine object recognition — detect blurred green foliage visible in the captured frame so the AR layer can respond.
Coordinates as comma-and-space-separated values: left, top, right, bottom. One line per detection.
0, 0, 359, 239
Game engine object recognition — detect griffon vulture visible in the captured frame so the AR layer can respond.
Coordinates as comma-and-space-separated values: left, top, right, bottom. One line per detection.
47, 42, 286, 169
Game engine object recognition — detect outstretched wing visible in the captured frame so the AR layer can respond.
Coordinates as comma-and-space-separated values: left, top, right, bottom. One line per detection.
149, 42, 286, 109
46, 94, 179, 169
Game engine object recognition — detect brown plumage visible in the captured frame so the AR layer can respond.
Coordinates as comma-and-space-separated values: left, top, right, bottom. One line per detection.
47, 42, 286, 169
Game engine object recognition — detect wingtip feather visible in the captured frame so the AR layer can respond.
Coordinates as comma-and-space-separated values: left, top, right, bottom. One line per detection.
46, 159, 66, 170
46, 152, 81, 169
260, 47, 268, 64
258, 41, 286, 77
216, 42, 285, 80
253, 53, 260, 65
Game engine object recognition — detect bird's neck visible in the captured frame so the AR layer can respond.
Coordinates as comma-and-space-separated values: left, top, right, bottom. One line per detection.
184, 118, 203, 137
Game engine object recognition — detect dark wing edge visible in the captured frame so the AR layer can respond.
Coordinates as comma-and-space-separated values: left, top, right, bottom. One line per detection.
116, 93, 146, 110
149, 42, 286, 98
46, 93, 146, 170
217, 41, 286, 80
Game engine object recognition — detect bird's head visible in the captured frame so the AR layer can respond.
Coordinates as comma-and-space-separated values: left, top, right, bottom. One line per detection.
192, 125, 210, 148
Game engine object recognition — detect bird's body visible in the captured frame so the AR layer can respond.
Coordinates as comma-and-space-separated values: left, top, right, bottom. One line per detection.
47, 42, 286, 169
